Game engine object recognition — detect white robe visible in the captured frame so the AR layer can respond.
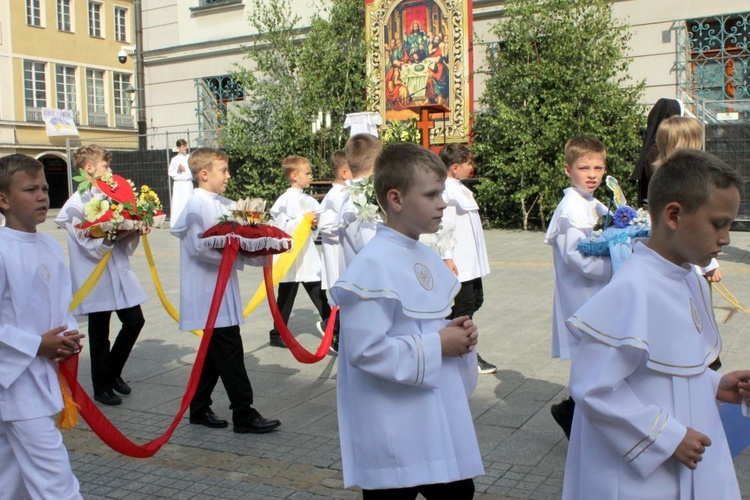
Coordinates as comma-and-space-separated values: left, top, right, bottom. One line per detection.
343, 112, 382, 137
563, 243, 739, 500
318, 183, 346, 290
436, 177, 490, 282
56, 191, 148, 316
337, 178, 382, 270
544, 187, 611, 359
330, 225, 484, 489
171, 188, 254, 331
168, 152, 193, 223
0, 228, 82, 498
270, 188, 322, 283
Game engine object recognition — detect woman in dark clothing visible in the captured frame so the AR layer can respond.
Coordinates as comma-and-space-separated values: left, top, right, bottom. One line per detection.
630, 98, 683, 206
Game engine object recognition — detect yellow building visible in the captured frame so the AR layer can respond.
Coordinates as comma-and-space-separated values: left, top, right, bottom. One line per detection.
0, 0, 138, 207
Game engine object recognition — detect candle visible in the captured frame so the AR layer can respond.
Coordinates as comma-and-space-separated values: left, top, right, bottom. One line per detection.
312, 122, 317, 134
318, 110, 323, 123
325, 112, 331, 129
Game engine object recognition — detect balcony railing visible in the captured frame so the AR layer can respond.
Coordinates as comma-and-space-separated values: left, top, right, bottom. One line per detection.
25, 107, 44, 122
88, 111, 109, 127
115, 113, 134, 129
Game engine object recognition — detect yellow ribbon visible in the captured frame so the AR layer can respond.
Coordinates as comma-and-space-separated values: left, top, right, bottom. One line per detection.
243, 213, 314, 316
142, 235, 203, 337
713, 282, 750, 314
69, 251, 112, 312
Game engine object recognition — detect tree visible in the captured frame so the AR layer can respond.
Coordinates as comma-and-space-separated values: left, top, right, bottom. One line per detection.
223, 0, 367, 202
472, 0, 645, 230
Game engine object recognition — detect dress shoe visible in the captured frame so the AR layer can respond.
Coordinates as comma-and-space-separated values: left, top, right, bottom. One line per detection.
269, 332, 286, 348
112, 376, 132, 395
94, 389, 122, 406
189, 408, 229, 429
233, 408, 281, 434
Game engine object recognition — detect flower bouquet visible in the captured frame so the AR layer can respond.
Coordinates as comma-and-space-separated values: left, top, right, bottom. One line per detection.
74, 170, 166, 240
577, 176, 650, 272
345, 176, 382, 224
200, 198, 293, 257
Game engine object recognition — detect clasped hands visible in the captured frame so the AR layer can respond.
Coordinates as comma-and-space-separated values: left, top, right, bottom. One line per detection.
439, 315, 478, 357
38, 326, 85, 362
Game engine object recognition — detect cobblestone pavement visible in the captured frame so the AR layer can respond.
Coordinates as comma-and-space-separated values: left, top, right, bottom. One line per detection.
38, 215, 750, 499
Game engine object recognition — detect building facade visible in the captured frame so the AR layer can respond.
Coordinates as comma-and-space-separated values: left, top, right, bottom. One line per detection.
0, 0, 138, 207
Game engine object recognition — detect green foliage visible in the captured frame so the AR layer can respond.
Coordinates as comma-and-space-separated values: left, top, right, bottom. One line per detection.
223, 0, 367, 202
472, 0, 645, 230
381, 119, 420, 145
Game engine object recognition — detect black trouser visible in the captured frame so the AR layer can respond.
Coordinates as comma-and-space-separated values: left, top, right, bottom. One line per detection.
191, 325, 254, 418
88, 305, 145, 394
363, 478, 475, 500
450, 277, 484, 320
270, 281, 331, 335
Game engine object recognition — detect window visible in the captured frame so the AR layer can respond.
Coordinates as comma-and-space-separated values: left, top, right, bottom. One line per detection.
57, 0, 72, 32
56, 65, 77, 112
113, 72, 132, 115
88, 1, 102, 38
114, 6, 128, 42
86, 69, 106, 126
24, 61, 46, 109
686, 12, 750, 100
26, 0, 42, 27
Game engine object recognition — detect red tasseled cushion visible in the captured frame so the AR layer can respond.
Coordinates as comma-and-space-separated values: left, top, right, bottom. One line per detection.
201, 222, 292, 257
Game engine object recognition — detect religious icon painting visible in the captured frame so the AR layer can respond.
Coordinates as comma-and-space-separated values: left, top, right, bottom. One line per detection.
365, 0, 474, 145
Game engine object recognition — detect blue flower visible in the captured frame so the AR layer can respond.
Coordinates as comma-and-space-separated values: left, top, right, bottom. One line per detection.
613, 206, 637, 228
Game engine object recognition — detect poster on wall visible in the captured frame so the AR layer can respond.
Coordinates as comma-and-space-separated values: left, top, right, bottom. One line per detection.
365, 0, 473, 145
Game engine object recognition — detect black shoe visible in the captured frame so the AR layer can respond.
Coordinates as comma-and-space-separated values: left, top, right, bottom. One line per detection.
551, 397, 575, 440
233, 408, 281, 434
189, 408, 229, 428
94, 389, 122, 406
112, 376, 132, 395
477, 354, 497, 374
269, 332, 286, 348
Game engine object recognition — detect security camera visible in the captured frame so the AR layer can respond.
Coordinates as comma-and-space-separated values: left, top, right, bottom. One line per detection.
118, 48, 128, 64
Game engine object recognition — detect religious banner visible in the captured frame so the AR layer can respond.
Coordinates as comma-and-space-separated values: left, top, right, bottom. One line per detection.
365, 0, 473, 145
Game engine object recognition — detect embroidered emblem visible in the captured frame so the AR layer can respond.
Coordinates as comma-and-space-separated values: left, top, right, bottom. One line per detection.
39, 264, 50, 284
414, 263, 434, 291
690, 298, 702, 333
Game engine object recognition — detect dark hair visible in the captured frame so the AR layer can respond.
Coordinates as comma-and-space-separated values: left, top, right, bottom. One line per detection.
439, 143, 472, 168
176, 138, 187, 147
0, 154, 44, 213
374, 142, 446, 210
345, 134, 382, 175
648, 149, 743, 224
329, 151, 348, 174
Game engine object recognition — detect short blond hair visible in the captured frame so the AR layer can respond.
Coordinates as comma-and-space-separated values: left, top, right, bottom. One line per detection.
345, 134, 382, 176
73, 144, 111, 170
188, 147, 227, 180
654, 116, 703, 169
282, 155, 310, 180
564, 136, 606, 167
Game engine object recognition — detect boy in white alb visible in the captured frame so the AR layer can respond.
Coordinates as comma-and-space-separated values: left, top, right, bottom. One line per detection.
268, 155, 330, 348
168, 138, 192, 224
436, 144, 495, 375
0, 154, 85, 499
543, 136, 612, 437
318, 151, 351, 292
563, 149, 750, 499
318, 152, 351, 352
330, 143, 484, 498
337, 133, 382, 269
56, 145, 148, 406
171, 148, 280, 434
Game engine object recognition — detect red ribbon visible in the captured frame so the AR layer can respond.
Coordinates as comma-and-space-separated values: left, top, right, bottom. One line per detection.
59, 237, 240, 458
59, 237, 336, 457
263, 256, 338, 364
